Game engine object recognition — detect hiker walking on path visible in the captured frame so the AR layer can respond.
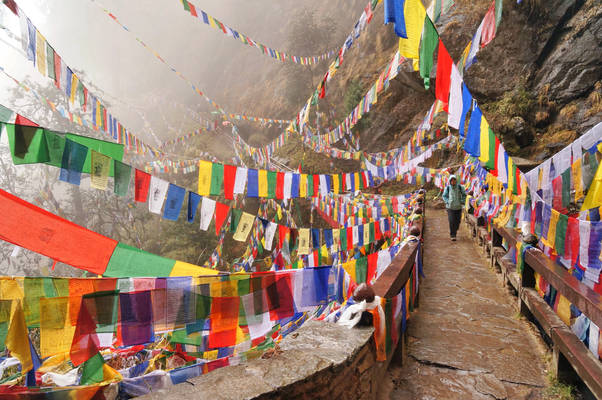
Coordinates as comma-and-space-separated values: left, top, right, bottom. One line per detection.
442, 174, 466, 241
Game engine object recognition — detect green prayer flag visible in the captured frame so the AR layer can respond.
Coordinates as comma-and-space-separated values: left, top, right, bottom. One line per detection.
46, 43, 55, 81
369, 223, 375, 243
419, 18, 438, 89
77, 81, 85, 108
0, 105, 14, 122
181, 0, 190, 11
555, 213, 568, 256
6, 124, 50, 165
113, 160, 132, 197
561, 169, 571, 208
210, 163, 224, 196
44, 130, 66, 167
340, 228, 347, 250
486, 127, 496, 170
267, 171, 277, 199
104, 242, 176, 277
80, 353, 105, 385
42, 278, 57, 297
66, 133, 124, 176
230, 209, 242, 233
53, 278, 69, 297
355, 257, 367, 284
308, 175, 315, 197
495, 0, 503, 31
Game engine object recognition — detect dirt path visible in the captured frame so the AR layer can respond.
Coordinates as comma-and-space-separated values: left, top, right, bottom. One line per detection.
381, 208, 550, 399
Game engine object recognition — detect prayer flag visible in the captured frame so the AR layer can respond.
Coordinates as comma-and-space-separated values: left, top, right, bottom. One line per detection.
214, 202, 230, 235
114, 160, 131, 197
134, 169, 151, 202
435, 40, 452, 110
398, 0, 426, 59
233, 212, 255, 241
59, 138, 87, 185
163, 184, 186, 221
148, 176, 169, 214
464, 105, 482, 157
6, 301, 32, 373
210, 163, 224, 196
187, 192, 201, 222
90, 150, 110, 190
200, 197, 216, 231
384, 0, 408, 38
419, 17, 438, 89
223, 164, 237, 200
198, 160, 212, 196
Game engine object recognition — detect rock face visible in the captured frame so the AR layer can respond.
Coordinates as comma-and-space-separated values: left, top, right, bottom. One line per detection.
534, 1, 602, 104
360, 0, 601, 162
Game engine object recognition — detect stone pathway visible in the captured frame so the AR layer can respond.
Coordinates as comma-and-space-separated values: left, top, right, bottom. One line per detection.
383, 208, 550, 400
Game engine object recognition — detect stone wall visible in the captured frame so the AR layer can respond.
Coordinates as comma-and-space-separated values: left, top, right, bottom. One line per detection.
141, 320, 397, 400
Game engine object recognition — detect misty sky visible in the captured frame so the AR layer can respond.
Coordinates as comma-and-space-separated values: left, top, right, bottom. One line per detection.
0, 0, 367, 147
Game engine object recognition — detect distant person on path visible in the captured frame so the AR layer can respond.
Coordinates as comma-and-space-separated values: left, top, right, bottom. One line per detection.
442, 175, 466, 241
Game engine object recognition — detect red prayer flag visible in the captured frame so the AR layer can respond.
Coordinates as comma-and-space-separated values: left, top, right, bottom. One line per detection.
0, 189, 116, 275
276, 172, 285, 199
223, 164, 237, 200
480, 4, 497, 48
53, 53, 61, 88
214, 202, 230, 235
346, 227, 353, 250
208, 296, 239, 349
435, 40, 453, 112
134, 169, 151, 202
312, 175, 320, 197
367, 253, 378, 283
15, 114, 38, 127
189, 2, 198, 16
70, 301, 100, 366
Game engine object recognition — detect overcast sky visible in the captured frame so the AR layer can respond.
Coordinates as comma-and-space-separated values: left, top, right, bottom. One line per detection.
0, 0, 366, 148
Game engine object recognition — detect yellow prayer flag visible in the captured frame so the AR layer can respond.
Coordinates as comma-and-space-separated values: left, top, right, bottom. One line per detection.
544, 209, 560, 248
6, 301, 33, 373
332, 174, 339, 194
332, 229, 340, 251
507, 158, 515, 193
198, 160, 212, 196
0, 278, 24, 300
398, 0, 426, 59
298, 228, 311, 255
233, 212, 255, 241
363, 223, 370, 244
70, 74, 79, 103
39, 297, 75, 358
556, 295, 571, 326
582, 157, 602, 211
299, 174, 307, 198
95, 101, 102, 128
35, 31, 46, 76
354, 173, 360, 191
343, 259, 357, 283
209, 280, 238, 297
258, 169, 268, 197
479, 117, 490, 165
573, 159, 584, 201
170, 261, 219, 277
90, 150, 111, 190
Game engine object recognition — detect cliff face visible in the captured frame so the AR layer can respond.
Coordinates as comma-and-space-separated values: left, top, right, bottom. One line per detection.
347, 0, 601, 166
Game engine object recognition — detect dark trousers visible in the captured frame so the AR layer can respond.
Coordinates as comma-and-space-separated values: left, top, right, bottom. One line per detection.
447, 209, 462, 238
